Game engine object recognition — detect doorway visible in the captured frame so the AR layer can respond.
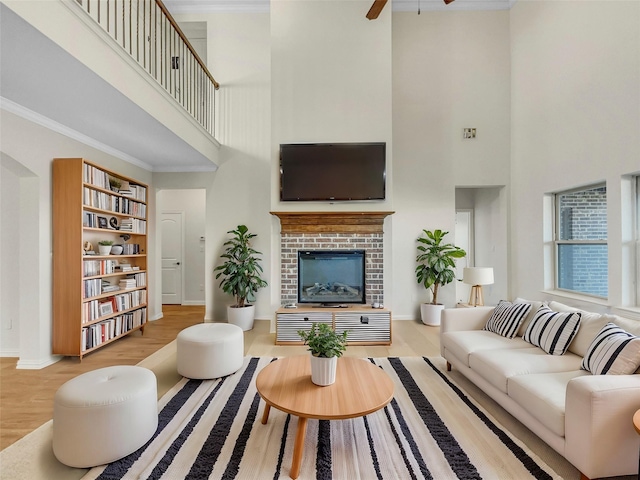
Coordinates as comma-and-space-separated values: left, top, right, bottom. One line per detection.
455, 209, 473, 304
158, 189, 206, 306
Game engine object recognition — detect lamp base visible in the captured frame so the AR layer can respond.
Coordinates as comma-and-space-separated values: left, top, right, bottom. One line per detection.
468, 285, 484, 307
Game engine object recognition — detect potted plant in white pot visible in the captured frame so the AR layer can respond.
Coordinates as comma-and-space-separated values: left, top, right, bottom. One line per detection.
97, 240, 114, 255
298, 323, 349, 386
214, 225, 268, 331
415, 229, 466, 326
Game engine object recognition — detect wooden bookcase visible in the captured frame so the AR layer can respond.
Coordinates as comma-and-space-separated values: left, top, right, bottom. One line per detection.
52, 158, 149, 358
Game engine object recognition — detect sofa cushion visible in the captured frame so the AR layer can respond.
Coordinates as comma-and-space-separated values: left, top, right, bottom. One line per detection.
442, 331, 532, 368
524, 306, 581, 355
508, 370, 589, 437
514, 298, 547, 337
548, 301, 614, 357
469, 347, 583, 393
581, 323, 640, 375
484, 300, 532, 339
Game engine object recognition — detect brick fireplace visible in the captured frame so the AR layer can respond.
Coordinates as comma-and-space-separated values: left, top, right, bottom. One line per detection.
271, 212, 393, 306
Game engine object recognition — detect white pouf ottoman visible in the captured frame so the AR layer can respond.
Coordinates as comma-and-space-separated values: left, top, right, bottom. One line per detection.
53, 365, 158, 468
177, 323, 244, 379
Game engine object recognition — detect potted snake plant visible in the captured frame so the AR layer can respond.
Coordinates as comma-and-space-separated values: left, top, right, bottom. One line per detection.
214, 225, 268, 331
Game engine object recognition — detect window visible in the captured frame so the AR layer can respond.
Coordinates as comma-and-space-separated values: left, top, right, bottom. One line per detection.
554, 184, 607, 298
636, 176, 640, 305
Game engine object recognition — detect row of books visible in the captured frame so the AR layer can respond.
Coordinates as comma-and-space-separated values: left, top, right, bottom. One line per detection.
83, 164, 111, 190
83, 165, 147, 202
120, 184, 147, 202
82, 274, 146, 298
120, 272, 146, 289
82, 278, 104, 299
83, 212, 106, 229
115, 262, 140, 272
83, 259, 118, 277
83, 187, 147, 218
81, 308, 147, 351
82, 290, 147, 323
119, 218, 146, 234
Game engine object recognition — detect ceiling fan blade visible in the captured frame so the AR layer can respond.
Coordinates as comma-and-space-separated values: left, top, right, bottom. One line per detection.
366, 0, 388, 20
444, 0, 455, 4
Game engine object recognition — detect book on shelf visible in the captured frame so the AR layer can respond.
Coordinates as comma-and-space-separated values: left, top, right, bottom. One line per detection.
119, 279, 137, 289
101, 280, 120, 293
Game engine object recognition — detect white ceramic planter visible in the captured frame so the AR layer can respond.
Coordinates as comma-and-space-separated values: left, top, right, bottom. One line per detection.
309, 354, 337, 386
227, 304, 255, 331
420, 303, 445, 326
98, 245, 112, 255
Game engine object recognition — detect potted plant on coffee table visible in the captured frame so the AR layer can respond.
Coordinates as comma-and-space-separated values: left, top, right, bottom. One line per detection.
415, 229, 466, 326
214, 225, 268, 331
298, 323, 349, 386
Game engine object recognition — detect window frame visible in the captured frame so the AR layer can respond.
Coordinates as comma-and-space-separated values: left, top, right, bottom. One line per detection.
553, 183, 608, 299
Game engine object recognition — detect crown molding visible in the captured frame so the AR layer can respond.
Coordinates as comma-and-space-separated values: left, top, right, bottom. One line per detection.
1, 97, 153, 171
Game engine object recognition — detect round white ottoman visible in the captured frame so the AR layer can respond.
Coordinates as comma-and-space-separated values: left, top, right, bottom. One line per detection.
177, 323, 244, 379
53, 365, 158, 468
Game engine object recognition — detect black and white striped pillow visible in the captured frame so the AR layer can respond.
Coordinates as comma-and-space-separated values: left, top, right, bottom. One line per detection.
523, 305, 581, 355
581, 323, 640, 375
484, 301, 532, 339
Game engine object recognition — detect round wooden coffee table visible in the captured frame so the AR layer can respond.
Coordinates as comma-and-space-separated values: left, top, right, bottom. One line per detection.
256, 355, 394, 479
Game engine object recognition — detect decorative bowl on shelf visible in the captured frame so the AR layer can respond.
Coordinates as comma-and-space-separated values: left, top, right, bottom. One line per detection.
110, 245, 124, 255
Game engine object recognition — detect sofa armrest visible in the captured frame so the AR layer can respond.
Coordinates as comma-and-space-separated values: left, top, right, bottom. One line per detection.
441, 307, 494, 333
565, 374, 640, 479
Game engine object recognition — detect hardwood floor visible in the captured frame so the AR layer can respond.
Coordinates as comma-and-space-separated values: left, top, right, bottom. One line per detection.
0, 306, 438, 451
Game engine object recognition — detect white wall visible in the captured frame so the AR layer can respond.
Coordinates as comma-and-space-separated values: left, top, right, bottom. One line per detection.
1, 157, 23, 354
510, 1, 640, 313
173, 5, 512, 321
172, 12, 272, 321
392, 11, 510, 316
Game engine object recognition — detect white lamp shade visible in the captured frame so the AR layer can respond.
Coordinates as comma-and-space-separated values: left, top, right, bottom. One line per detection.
463, 267, 494, 286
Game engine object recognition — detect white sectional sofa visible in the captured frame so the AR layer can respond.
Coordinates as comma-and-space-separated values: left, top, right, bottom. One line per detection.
441, 300, 640, 480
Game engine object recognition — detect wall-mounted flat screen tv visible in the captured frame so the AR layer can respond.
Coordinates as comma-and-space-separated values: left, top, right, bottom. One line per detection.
280, 142, 386, 201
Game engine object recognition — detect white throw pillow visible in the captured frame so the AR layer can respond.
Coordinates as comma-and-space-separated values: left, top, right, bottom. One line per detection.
581, 323, 640, 375
524, 305, 581, 355
484, 301, 532, 339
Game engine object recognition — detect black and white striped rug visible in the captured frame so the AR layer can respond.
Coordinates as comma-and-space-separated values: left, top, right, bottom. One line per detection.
82, 357, 560, 480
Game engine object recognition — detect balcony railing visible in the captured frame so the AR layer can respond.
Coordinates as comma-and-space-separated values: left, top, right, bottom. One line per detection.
73, 0, 219, 136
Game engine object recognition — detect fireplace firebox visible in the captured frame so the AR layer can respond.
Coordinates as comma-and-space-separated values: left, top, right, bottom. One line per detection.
297, 250, 366, 305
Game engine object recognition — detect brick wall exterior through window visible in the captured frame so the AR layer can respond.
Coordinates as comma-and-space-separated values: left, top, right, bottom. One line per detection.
557, 186, 608, 297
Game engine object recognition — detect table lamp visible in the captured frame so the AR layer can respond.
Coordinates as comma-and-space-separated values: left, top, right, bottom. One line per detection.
463, 267, 494, 307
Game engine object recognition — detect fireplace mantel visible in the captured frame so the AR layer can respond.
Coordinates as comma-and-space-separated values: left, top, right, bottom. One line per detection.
270, 211, 394, 234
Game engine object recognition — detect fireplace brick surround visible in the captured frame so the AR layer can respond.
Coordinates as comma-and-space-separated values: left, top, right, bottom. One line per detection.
271, 212, 393, 306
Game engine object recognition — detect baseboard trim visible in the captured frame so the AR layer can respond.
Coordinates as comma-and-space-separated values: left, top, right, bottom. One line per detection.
16, 355, 62, 370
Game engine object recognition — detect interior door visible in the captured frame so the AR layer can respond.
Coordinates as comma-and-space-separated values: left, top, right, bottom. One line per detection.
161, 212, 183, 304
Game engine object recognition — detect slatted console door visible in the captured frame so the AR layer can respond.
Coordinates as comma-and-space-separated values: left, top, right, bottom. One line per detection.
275, 307, 392, 345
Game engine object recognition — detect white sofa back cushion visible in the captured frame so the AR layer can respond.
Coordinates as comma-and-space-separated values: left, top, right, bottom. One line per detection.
548, 301, 639, 357
514, 298, 547, 337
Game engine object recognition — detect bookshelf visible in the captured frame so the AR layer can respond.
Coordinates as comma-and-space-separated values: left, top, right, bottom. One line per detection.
52, 158, 149, 358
